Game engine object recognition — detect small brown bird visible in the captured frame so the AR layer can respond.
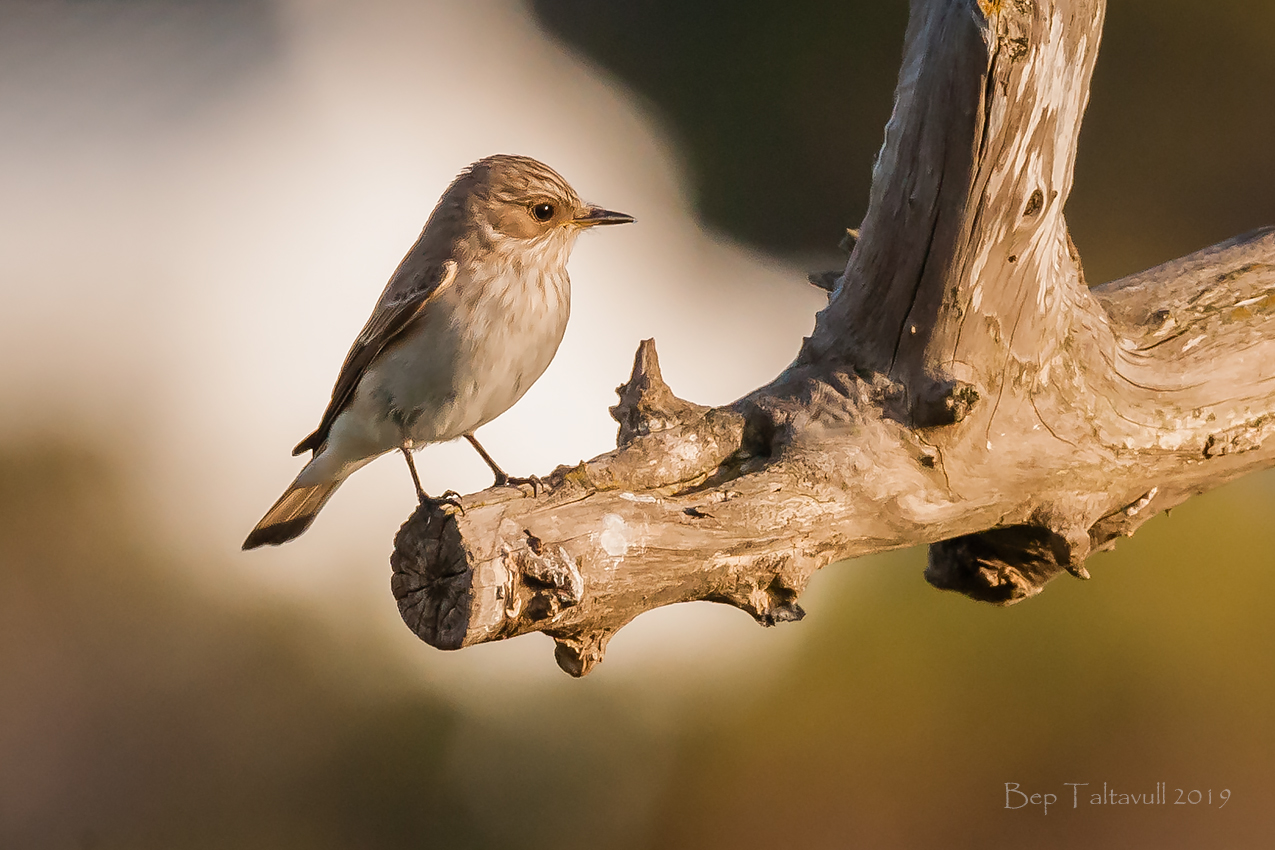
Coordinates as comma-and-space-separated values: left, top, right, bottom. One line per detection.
244, 155, 633, 549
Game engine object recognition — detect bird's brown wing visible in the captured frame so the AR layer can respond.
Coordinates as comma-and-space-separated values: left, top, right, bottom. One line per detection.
292, 257, 458, 456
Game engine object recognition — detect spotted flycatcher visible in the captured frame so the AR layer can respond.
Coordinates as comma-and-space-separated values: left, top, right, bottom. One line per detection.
244, 154, 633, 549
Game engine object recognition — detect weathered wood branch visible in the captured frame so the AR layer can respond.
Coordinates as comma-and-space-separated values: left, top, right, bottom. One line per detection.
391, 0, 1275, 675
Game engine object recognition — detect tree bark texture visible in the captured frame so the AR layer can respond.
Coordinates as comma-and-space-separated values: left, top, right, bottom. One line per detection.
391, 0, 1275, 675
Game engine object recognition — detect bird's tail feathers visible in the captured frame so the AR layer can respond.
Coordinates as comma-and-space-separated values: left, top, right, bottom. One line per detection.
243, 477, 343, 549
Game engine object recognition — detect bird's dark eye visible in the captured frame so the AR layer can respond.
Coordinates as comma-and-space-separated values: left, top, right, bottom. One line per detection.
531, 202, 555, 222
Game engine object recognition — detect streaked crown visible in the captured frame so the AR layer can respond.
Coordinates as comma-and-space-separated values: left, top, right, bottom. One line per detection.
407, 154, 633, 275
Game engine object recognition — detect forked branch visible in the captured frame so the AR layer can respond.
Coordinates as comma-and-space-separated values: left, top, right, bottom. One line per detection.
391, 0, 1275, 675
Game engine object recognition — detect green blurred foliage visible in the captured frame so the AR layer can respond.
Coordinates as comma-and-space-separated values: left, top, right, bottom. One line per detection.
3, 447, 1274, 847
0, 447, 455, 849
0, 447, 674, 849
650, 475, 1275, 847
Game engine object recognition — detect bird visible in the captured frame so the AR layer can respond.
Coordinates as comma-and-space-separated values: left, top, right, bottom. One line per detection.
243, 154, 634, 549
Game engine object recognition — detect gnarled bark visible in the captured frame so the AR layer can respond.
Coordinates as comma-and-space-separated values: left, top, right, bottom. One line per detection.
391, 0, 1275, 675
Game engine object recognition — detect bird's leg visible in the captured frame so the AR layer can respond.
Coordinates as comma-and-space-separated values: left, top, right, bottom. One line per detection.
400, 445, 464, 513
463, 434, 508, 482
464, 434, 541, 495
400, 446, 428, 503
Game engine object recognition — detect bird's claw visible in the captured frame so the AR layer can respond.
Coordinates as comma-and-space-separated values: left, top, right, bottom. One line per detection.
437, 490, 466, 514
495, 473, 543, 497
419, 490, 465, 515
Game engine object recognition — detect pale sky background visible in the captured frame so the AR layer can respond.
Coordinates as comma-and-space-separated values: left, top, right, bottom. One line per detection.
0, 0, 830, 688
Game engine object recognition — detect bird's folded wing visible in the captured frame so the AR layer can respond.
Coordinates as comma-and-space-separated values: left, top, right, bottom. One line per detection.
292, 257, 458, 456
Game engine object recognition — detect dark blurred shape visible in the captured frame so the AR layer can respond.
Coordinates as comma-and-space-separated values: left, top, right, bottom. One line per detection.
531, 1, 1275, 283
1069, 0, 1275, 282
0, 444, 670, 848
530, 0, 908, 261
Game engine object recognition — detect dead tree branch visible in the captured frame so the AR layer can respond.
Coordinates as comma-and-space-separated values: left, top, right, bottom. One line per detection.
391, 0, 1275, 675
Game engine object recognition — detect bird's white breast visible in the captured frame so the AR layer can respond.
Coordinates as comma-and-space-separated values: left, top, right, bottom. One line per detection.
367, 234, 574, 446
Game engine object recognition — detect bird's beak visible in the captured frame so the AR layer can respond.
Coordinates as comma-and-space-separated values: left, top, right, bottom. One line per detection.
572, 206, 635, 227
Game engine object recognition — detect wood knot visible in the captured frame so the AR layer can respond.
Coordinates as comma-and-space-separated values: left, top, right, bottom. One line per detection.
807, 270, 842, 294
925, 514, 1094, 605
1203, 416, 1271, 458
709, 561, 807, 626
1023, 188, 1044, 218
552, 630, 612, 678
503, 535, 584, 622
806, 228, 858, 296
911, 376, 980, 428
610, 338, 709, 447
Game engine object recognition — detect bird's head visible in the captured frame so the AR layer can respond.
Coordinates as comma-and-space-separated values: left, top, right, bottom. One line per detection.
443, 154, 633, 265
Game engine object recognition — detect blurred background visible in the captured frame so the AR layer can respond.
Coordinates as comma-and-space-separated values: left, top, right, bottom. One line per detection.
2, 0, 1273, 847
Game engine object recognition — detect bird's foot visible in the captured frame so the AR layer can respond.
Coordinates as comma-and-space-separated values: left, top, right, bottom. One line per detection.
419, 489, 465, 515
494, 473, 543, 497
438, 490, 466, 513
